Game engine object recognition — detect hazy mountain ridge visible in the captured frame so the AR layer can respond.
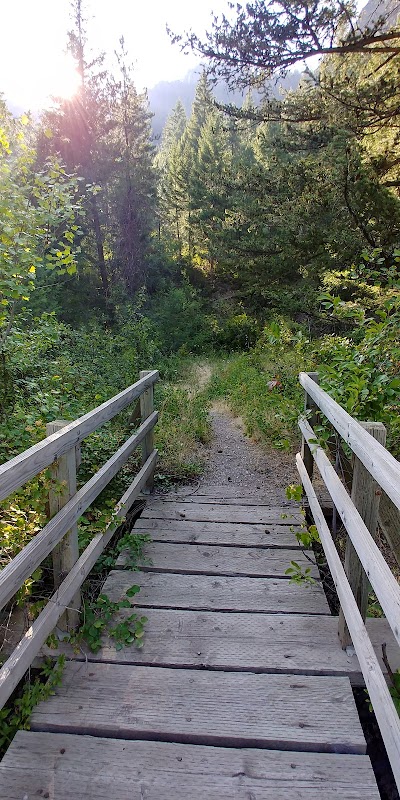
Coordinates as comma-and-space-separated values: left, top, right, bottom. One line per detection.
148, 67, 302, 139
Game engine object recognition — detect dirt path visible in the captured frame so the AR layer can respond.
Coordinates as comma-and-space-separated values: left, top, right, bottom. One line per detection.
201, 400, 298, 491
180, 361, 213, 398
171, 359, 298, 495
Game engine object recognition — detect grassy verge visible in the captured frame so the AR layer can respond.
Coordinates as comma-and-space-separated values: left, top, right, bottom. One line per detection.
154, 360, 212, 485
207, 342, 311, 452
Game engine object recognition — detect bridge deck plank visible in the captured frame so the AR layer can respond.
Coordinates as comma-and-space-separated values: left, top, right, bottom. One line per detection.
103, 569, 329, 614
133, 517, 304, 547
30, 662, 366, 754
116, 540, 319, 577
0, 732, 380, 799
0, 489, 383, 798
141, 501, 304, 524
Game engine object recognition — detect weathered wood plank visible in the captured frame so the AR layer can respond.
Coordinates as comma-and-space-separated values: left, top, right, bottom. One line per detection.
134, 517, 304, 548
0, 413, 158, 613
47, 420, 80, 631
0, 731, 380, 799
30, 662, 366, 754
299, 371, 400, 509
297, 452, 400, 792
299, 418, 400, 649
141, 502, 303, 524
0, 370, 159, 502
301, 371, 320, 481
117, 541, 319, 578
103, 570, 330, 614
139, 370, 155, 491
48, 608, 399, 682
157, 485, 278, 497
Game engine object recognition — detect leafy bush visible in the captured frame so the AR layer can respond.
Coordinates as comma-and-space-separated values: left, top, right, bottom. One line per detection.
318, 251, 400, 457
148, 283, 213, 354
214, 312, 260, 351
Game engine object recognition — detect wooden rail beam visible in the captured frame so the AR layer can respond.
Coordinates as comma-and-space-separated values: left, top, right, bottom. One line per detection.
338, 422, 386, 648
297, 452, 400, 794
0, 450, 158, 710
47, 421, 80, 632
0, 412, 158, 612
301, 371, 319, 481
0, 370, 159, 502
299, 372, 400, 510
139, 370, 155, 492
299, 417, 400, 648
379, 491, 400, 567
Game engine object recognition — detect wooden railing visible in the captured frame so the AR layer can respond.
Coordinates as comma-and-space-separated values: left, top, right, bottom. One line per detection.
297, 371, 400, 791
0, 369, 159, 709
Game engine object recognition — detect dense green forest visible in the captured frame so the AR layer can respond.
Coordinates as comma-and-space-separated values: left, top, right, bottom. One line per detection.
0, 0, 399, 712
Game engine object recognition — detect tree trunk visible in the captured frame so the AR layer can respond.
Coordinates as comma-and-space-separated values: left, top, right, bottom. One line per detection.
91, 197, 109, 299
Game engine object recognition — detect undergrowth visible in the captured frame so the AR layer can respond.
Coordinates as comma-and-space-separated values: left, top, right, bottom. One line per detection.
154, 380, 212, 484
207, 321, 311, 451
0, 656, 65, 755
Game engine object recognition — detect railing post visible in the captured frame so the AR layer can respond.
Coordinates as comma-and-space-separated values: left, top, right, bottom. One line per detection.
301, 372, 319, 481
338, 421, 386, 648
139, 370, 155, 491
47, 420, 81, 631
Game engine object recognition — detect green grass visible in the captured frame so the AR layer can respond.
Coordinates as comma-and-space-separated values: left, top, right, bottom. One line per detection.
154, 374, 212, 485
207, 346, 311, 452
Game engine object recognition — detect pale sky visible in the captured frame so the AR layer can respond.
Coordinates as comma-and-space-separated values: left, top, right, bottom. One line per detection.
1, 0, 230, 111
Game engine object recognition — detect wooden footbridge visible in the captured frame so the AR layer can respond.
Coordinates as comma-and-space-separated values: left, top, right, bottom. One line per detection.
0, 370, 400, 798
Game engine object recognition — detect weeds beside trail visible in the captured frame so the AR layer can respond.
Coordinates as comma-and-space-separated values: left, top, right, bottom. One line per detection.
154, 359, 214, 486
207, 345, 309, 454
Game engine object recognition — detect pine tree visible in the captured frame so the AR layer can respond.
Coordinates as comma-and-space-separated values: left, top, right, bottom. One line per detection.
38, 0, 112, 303
108, 38, 157, 293
190, 110, 231, 266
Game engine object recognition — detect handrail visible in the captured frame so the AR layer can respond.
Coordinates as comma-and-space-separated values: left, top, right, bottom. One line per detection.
297, 454, 400, 788
0, 450, 158, 708
297, 372, 400, 792
0, 370, 159, 711
299, 417, 400, 647
0, 412, 158, 612
299, 372, 400, 509
0, 369, 159, 502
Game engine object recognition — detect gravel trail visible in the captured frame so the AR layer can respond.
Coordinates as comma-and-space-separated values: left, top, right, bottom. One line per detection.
201, 402, 298, 492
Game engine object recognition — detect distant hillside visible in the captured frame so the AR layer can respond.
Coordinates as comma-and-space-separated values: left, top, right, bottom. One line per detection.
358, 0, 399, 29
148, 67, 302, 140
